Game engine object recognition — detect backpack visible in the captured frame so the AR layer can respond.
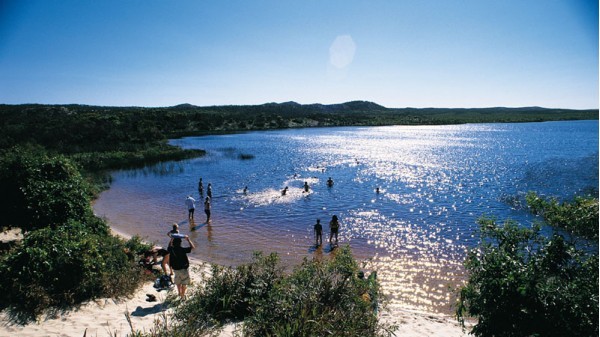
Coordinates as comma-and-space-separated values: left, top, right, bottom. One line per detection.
153, 275, 173, 290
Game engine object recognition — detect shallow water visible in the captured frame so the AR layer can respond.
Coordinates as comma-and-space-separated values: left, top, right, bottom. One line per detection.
94, 120, 598, 314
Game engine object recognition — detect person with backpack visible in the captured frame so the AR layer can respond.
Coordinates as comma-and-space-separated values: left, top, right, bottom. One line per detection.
168, 235, 195, 299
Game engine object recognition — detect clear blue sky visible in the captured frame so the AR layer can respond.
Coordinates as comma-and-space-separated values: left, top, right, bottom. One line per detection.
0, 0, 598, 108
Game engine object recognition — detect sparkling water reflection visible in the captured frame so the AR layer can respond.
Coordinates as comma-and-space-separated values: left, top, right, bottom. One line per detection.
93, 121, 598, 314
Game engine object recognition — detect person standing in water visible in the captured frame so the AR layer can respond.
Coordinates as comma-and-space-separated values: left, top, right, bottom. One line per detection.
282, 186, 288, 196
303, 181, 310, 193
314, 219, 323, 246
207, 183, 213, 199
198, 178, 204, 196
329, 215, 340, 245
327, 177, 334, 187
204, 197, 211, 223
185, 195, 196, 219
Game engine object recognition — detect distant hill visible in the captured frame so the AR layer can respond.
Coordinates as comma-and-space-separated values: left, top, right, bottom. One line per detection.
171, 103, 199, 109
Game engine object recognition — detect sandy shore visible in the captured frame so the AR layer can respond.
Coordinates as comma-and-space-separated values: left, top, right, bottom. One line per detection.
0, 227, 470, 337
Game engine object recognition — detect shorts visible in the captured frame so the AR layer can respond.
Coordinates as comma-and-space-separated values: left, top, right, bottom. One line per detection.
331, 228, 338, 234
174, 268, 191, 285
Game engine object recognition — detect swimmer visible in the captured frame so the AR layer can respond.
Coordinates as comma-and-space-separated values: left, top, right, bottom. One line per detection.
303, 181, 310, 193
327, 177, 334, 187
282, 186, 289, 196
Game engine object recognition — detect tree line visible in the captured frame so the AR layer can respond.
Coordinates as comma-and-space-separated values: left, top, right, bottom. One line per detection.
1, 102, 596, 153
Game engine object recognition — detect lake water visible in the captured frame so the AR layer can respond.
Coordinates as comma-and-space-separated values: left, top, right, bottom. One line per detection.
93, 120, 598, 314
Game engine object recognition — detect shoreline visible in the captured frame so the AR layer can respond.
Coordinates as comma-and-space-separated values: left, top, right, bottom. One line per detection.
0, 224, 470, 337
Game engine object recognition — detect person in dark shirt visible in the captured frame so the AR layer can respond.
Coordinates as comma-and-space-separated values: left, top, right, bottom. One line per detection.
329, 215, 340, 245
204, 197, 211, 223
314, 219, 323, 246
168, 236, 195, 299
207, 183, 213, 199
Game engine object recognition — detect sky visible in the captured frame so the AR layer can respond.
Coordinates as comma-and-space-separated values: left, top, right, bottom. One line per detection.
0, 0, 598, 109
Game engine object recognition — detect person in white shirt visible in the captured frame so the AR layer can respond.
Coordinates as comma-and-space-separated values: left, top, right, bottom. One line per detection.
185, 195, 196, 219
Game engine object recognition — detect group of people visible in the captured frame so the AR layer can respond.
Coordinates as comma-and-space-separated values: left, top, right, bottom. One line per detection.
197, 178, 212, 199
313, 215, 340, 246
186, 179, 212, 223
143, 223, 195, 299
282, 177, 333, 196
152, 177, 345, 299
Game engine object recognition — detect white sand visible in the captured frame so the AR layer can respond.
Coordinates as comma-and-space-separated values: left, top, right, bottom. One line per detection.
0, 228, 470, 337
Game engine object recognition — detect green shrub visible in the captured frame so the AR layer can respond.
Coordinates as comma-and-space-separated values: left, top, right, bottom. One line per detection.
0, 220, 145, 323
0, 146, 93, 231
526, 192, 599, 239
243, 246, 381, 337
69, 144, 205, 172
456, 217, 599, 337
174, 251, 283, 331
135, 246, 393, 337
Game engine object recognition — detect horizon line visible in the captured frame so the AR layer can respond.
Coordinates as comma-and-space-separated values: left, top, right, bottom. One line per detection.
1, 101, 598, 111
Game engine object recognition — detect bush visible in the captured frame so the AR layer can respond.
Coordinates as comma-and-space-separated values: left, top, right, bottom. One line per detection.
0, 146, 157, 323
456, 217, 599, 337
0, 220, 146, 323
526, 192, 599, 239
0, 146, 93, 231
172, 251, 282, 334
243, 247, 382, 337
136, 246, 394, 337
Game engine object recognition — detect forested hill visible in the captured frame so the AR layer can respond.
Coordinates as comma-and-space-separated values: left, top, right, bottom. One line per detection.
0, 101, 597, 154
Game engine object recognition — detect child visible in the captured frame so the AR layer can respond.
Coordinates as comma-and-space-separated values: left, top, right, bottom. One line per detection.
168, 223, 179, 238
314, 219, 323, 246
